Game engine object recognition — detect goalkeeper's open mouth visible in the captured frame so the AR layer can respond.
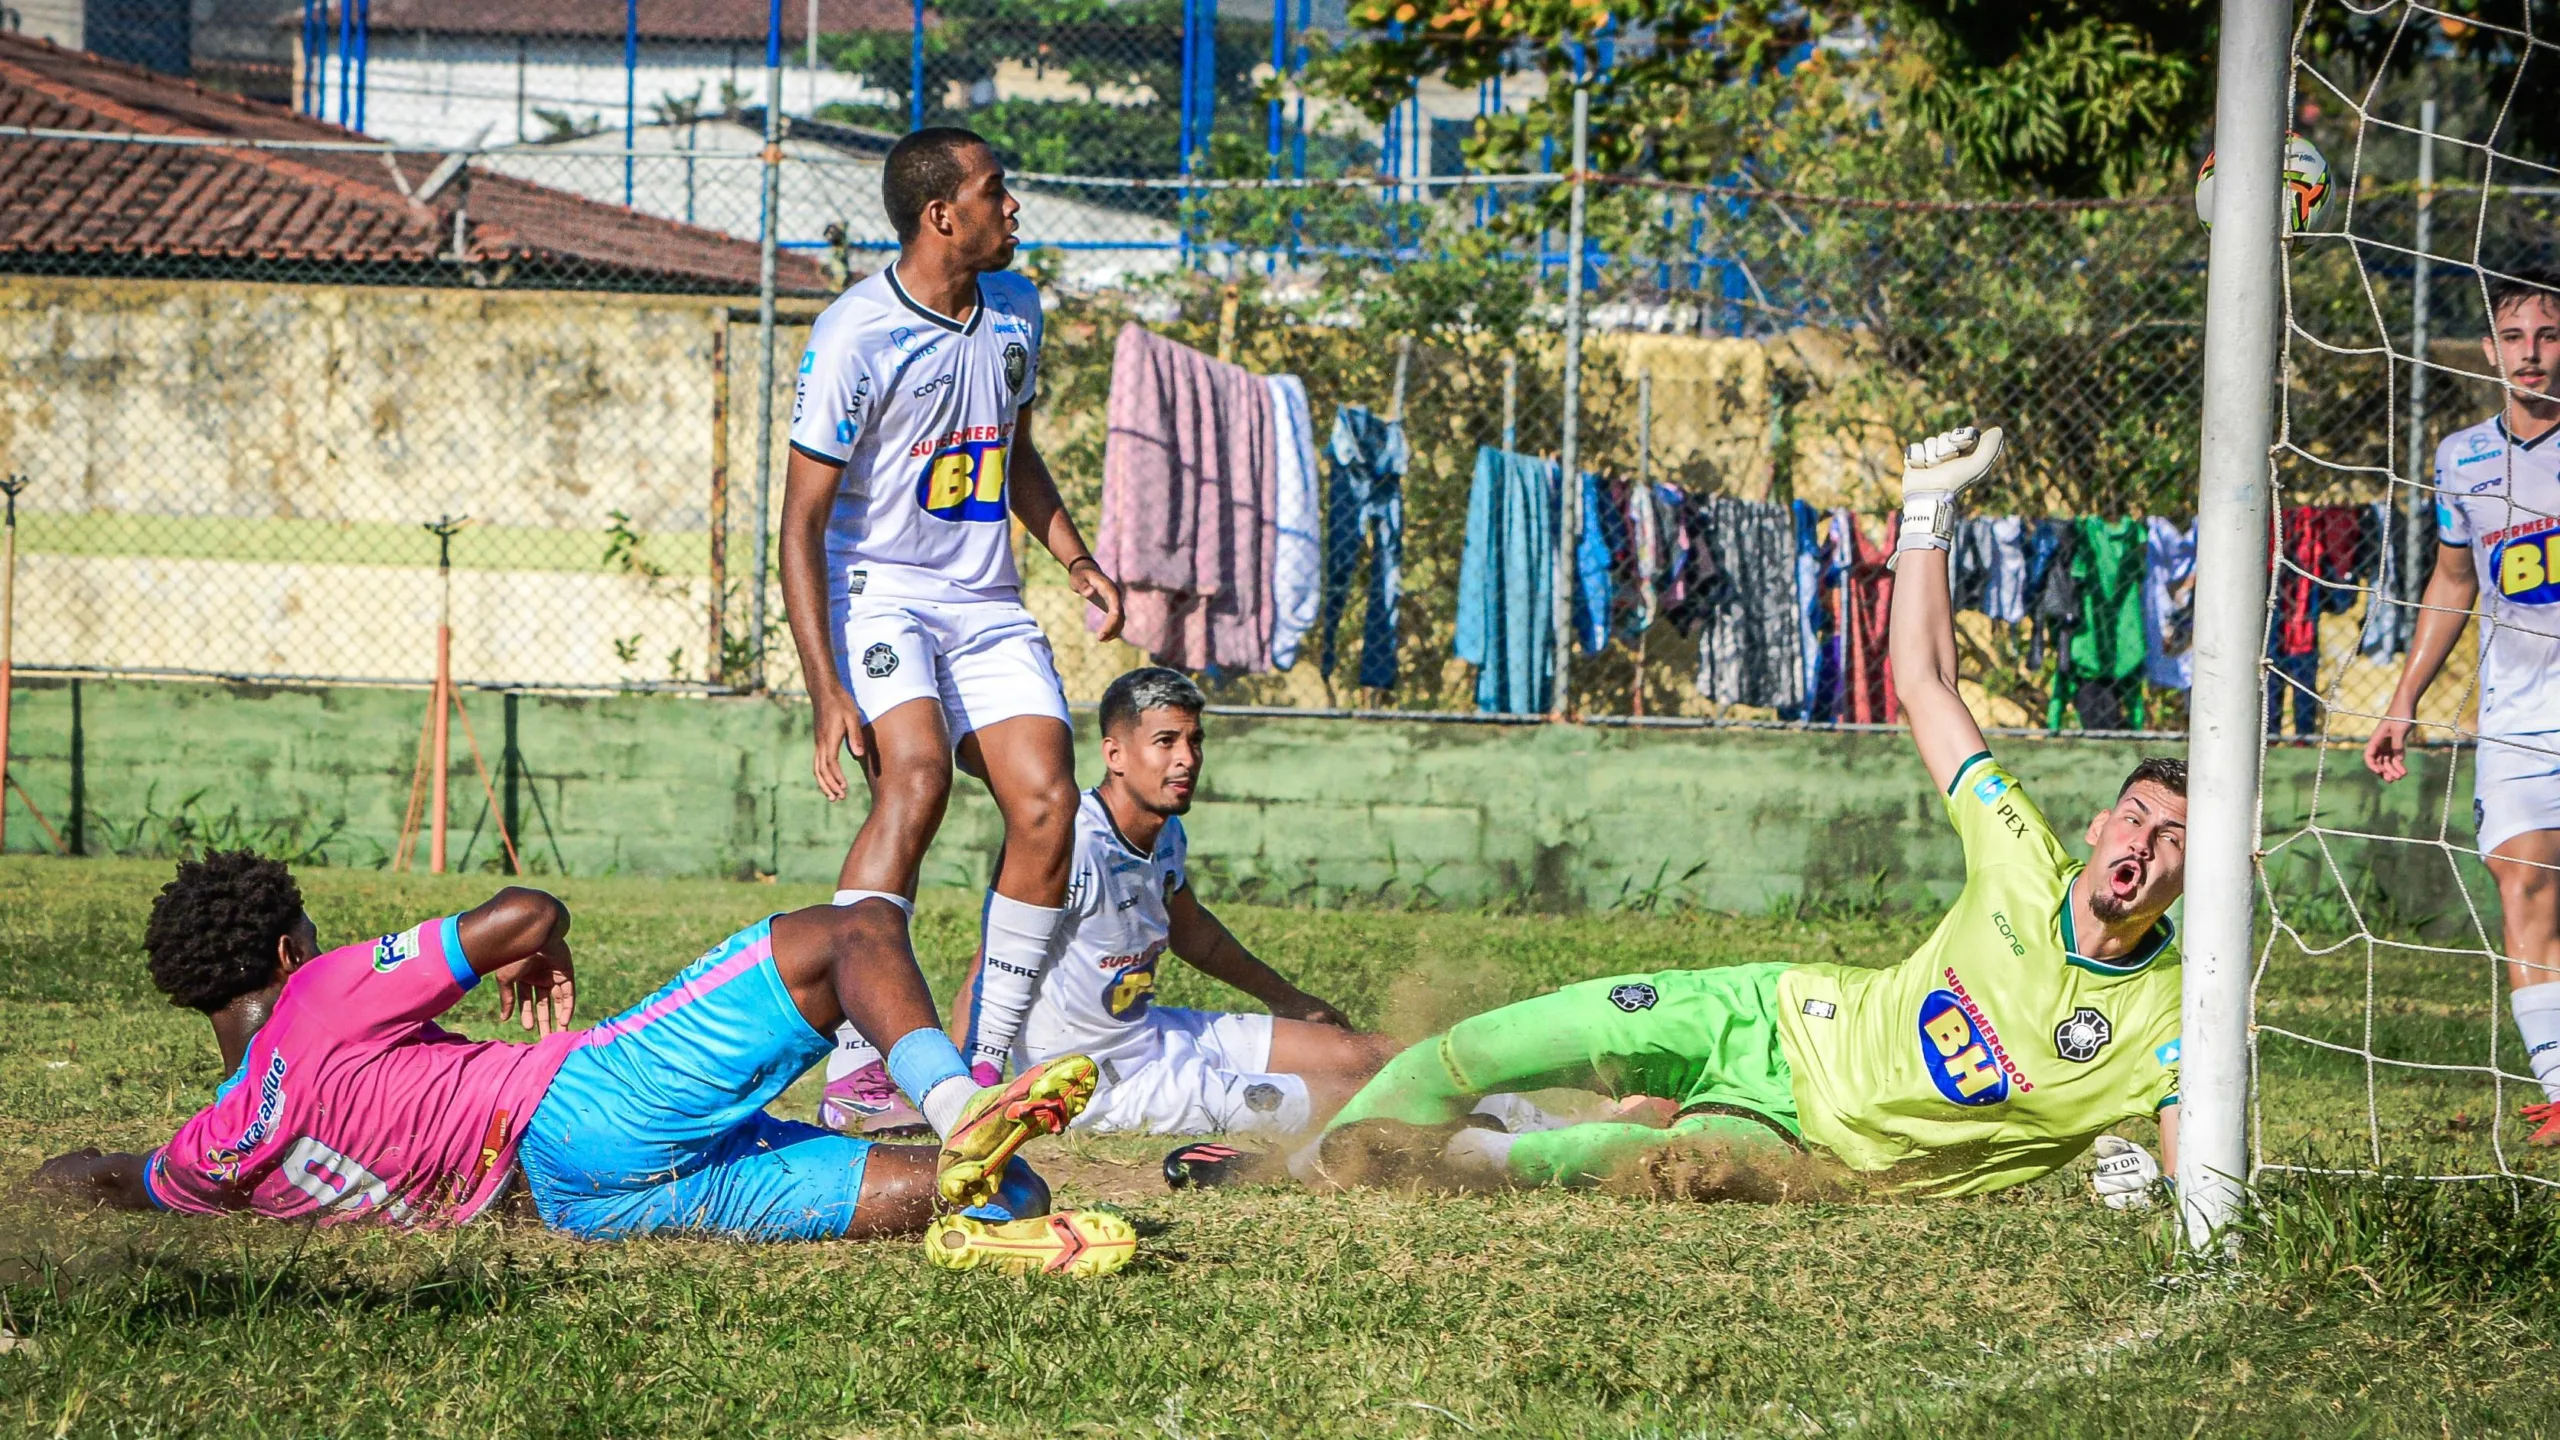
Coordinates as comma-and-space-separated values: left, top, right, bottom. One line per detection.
2106, 858, 2145, 902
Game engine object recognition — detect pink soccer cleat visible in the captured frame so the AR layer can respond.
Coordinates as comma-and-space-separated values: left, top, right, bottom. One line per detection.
818, 1059, 931, 1138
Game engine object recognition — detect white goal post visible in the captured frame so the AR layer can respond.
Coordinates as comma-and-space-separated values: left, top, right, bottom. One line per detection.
2180, 0, 2291, 1250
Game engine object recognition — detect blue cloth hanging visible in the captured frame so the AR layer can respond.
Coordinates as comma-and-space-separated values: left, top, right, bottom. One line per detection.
1455, 447, 1560, 714
1573, 471, 1613, 655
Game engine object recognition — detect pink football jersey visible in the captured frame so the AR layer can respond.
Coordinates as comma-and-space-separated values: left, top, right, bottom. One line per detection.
146, 917, 578, 1227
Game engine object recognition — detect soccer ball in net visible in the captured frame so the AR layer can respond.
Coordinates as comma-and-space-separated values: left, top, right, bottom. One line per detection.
2194, 132, 2333, 234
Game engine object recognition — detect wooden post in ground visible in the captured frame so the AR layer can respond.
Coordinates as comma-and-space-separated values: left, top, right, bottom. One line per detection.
0, 475, 26, 855
708, 317, 731, 685
424, 515, 470, 874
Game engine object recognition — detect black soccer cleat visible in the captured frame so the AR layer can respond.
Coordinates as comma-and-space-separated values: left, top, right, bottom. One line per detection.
1163, 1141, 1278, 1190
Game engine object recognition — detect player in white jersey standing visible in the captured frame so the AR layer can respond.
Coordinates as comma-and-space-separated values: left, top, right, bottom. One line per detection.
781, 128, 1125, 1132
2367, 266, 2560, 1144
961, 667, 1401, 1146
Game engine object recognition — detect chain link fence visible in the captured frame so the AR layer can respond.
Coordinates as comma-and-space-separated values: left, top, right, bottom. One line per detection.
9, 21, 2550, 738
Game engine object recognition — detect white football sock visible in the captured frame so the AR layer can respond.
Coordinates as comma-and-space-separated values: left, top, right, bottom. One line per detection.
833, 888, 914, 914
1442, 1127, 1518, 1181
920, 1075, 978, 1137
2513, 981, 2560, 1102
1473, 1093, 1572, 1134
825, 1026, 882, 1084
966, 892, 1064, 1074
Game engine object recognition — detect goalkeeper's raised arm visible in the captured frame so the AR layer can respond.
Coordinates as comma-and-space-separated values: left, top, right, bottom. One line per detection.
1887, 426, 2007, 791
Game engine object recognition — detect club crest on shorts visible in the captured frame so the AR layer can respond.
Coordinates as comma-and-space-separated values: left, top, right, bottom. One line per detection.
1608, 982, 1658, 1012
2054, 1006, 2112, 1063
1003, 341, 1029, 394
862, 643, 899, 679
1243, 1083, 1283, 1113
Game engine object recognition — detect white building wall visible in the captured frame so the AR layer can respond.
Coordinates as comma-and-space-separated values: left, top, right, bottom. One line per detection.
337, 34, 891, 148
12, 0, 84, 49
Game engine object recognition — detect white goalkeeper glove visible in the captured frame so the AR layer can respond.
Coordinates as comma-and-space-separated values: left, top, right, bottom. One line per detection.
2089, 1134, 2163, 1210
1892, 424, 2006, 567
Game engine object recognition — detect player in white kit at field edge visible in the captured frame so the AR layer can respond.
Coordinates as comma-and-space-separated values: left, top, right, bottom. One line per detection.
779, 127, 1125, 1134
2367, 265, 2560, 1144
962, 668, 1402, 1136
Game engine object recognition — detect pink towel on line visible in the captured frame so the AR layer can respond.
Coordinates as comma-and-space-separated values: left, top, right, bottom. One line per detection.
1093, 322, 1278, 672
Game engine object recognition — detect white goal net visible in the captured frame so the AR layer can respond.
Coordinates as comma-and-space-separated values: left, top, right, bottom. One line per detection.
2254, 0, 2559, 1189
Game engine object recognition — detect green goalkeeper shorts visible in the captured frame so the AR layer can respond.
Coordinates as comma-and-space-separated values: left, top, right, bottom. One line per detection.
1336, 962, 1800, 1138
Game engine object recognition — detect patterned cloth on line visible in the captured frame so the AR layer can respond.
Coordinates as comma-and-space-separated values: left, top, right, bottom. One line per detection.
1095, 323, 1277, 672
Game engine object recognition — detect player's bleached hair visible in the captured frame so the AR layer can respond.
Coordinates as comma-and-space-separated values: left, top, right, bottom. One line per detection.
2486, 265, 2559, 325
2117, 757, 2187, 803
144, 849, 305, 1014
883, 127, 990, 242
1099, 666, 1206, 738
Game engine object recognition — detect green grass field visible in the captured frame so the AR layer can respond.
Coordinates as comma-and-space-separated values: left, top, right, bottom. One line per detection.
2, 857, 2555, 1437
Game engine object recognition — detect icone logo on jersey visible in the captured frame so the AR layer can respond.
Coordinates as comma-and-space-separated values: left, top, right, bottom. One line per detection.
2488, 517, 2560, 604
1917, 967, 2034, 1105
1970, 766, 2012, 807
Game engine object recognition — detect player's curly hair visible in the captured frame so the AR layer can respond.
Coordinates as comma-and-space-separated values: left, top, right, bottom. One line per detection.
144, 850, 305, 1013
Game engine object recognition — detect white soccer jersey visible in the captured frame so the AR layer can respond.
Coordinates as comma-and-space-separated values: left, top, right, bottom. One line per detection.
2435, 415, 2560, 738
1017, 790, 1190, 1067
788, 266, 1044, 604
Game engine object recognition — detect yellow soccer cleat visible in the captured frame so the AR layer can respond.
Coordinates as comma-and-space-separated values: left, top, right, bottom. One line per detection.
936, 1054, 1097, 1209
925, 1208, 1137, 1278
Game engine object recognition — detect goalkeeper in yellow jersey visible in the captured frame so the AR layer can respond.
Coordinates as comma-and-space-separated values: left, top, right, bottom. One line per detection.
1307, 427, 2185, 1203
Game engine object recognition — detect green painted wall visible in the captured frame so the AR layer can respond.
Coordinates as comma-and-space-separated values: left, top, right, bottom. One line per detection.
0, 679, 2481, 917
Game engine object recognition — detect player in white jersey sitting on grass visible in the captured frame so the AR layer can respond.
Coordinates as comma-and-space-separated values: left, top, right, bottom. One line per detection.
950, 667, 1402, 1159
1292, 426, 2188, 1206
778, 126, 1125, 1136
2366, 265, 2560, 1145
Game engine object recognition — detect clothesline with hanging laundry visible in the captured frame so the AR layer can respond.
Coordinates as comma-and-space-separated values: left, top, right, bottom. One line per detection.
1453, 468, 2407, 732
1095, 325, 2405, 731
1094, 323, 1407, 684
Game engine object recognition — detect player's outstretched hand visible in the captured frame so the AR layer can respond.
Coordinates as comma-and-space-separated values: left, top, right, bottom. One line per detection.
811, 689, 864, 801
1070, 558, 1125, 643
1900, 425, 2007, 502
2089, 1134, 2162, 1210
491, 939, 576, 1037
2364, 715, 2415, 783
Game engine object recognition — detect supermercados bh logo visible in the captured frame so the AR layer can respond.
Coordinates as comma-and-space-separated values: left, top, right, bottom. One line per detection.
1100, 942, 1165, 1020
1917, 968, 2033, 1106
2486, 515, 2560, 605
204, 1051, 289, 1182
372, 928, 420, 973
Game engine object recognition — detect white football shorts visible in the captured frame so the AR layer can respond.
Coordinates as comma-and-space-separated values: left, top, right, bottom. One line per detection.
2474, 734, 2560, 858
827, 590, 1070, 743
1073, 1009, 1314, 1136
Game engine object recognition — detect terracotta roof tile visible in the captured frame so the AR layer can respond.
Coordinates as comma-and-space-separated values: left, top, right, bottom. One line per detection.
0, 32, 833, 294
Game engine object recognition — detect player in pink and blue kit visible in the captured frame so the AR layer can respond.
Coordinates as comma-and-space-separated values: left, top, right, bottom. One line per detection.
34, 852, 1134, 1276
